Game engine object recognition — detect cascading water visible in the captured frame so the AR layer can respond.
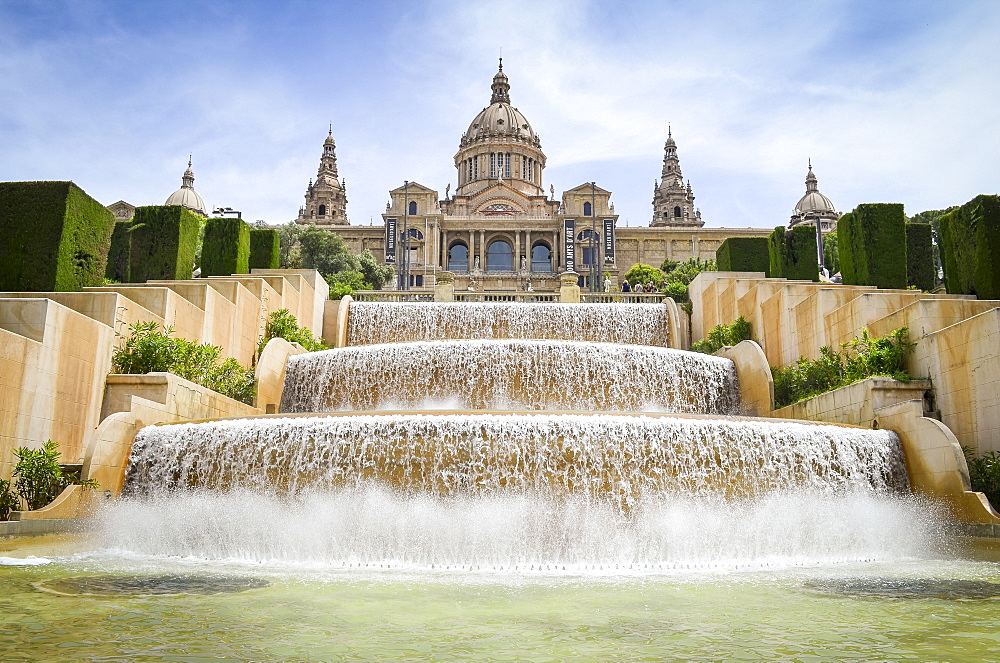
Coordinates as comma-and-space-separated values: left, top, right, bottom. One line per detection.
345, 302, 671, 346
108, 301, 940, 572
280, 340, 740, 414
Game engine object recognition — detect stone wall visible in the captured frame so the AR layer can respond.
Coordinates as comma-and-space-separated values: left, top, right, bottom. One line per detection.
0, 270, 328, 483
690, 271, 1000, 456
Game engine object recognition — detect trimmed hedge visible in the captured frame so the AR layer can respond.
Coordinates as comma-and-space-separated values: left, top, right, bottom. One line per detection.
939, 194, 1000, 299
768, 225, 819, 281
249, 228, 280, 270
128, 205, 202, 282
837, 203, 907, 289
201, 217, 250, 277
716, 237, 770, 276
106, 221, 133, 282
904, 222, 935, 291
0, 181, 116, 291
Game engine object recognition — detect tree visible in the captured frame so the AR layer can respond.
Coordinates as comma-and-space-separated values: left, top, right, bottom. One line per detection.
326, 270, 366, 300
277, 222, 305, 268
298, 225, 359, 276
623, 263, 665, 287
358, 248, 393, 290
822, 231, 840, 275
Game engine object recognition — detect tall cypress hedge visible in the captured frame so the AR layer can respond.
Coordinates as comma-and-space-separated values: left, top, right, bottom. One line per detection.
939, 194, 1000, 299
716, 237, 770, 276
128, 205, 202, 282
837, 203, 907, 289
904, 222, 935, 291
0, 181, 115, 292
105, 221, 133, 282
249, 228, 280, 270
201, 218, 250, 277
768, 225, 819, 281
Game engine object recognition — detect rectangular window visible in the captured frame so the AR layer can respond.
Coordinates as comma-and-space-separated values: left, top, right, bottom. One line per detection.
522, 155, 527, 179
505, 153, 511, 178
473, 157, 479, 180
490, 153, 497, 178
468, 159, 472, 182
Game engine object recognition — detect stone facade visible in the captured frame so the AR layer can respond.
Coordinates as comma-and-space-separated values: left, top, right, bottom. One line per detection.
295, 128, 349, 226
296, 62, 772, 291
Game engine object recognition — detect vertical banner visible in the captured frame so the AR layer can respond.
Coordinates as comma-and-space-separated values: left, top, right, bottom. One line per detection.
603, 218, 616, 265
384, 218, 397, 264
563, 219, 575, 272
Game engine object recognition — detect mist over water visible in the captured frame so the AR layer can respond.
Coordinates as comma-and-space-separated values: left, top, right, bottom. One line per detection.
97, 488, 943, 572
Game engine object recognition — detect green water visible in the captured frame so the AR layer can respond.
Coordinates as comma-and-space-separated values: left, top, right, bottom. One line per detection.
2, 544, 999, 662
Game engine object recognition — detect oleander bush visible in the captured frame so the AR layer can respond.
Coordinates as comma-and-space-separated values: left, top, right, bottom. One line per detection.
258, 309, 327, 354
837, 203, 907, 289
716, 237, 770, 275
0, 479, 18, 521
5, 440, 99, 515
692, 316, 752, 355
113, 321, 256, 404
768, 225, 819, 281
0, 181, 116, 291
772, 327, 914, 408
201, 217, 250, 276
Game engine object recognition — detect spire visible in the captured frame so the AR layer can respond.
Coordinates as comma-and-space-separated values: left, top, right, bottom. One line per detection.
805, 160, 818, 192
490, 59, 510, 104
181, 156, 195, 189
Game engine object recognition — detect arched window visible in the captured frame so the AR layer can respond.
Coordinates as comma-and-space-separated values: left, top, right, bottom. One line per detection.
448, 242, 469, 271
408, 201, 417, 216
531, 243, 551, 271
674, 206, 682, 218
486, 240, 513, 271
318, 204, 326, 216
405, 228, 423, 240
583, 202, 592, 217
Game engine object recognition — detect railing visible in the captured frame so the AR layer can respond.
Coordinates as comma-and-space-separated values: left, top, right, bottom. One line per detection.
455, 291, 559, 303
582, 293, 667, 304
351, 291, 435, 302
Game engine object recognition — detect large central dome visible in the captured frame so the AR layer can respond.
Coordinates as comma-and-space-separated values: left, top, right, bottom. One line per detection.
459, 62, 540, 150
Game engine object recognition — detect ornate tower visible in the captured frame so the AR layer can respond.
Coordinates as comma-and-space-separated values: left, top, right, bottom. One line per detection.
651, 128, 702, 227
296, 127, 348, 225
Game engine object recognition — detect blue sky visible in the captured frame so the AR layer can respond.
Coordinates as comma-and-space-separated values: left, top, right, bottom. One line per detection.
1, 0, 997, 228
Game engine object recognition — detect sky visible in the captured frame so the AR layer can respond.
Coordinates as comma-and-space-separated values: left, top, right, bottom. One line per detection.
1, 0, 998, 229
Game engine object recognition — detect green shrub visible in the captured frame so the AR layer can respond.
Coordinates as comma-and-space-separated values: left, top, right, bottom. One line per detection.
938, 194, 1000, 299
822, 230, 840, 275
623, 263, 666, 288
0, 181, 116, 292
249, 229, 280, 270
10, 440, 98, 513
0, 479, 19, 521
772, 327, 914, 408
963, 447, 1000, 510
691, 316, 752, 354
326, 270, 366, 301
201, 217, 250, 277
768, 225, 819, 281
128, 206, 203, 282
258, 309, 327, 354
105, 220, 133, 282
113, 322, 256, 404
837, 203, 907, 289
905, 222, 935, 291
716, 237, 770, 276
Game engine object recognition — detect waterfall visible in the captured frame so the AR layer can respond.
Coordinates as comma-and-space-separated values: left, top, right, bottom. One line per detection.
280, 340, 740, 415
346, 302, 671, 346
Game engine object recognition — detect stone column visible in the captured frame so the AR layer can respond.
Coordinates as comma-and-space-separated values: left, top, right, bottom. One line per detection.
514, 231, 521, 272
525, 230, 532, 271
479, 230, 486, 271
434, 270, 455, 302
559, 271, 581, 303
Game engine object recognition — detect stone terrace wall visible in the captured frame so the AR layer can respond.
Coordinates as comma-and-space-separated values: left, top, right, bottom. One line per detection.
0, 270, 327, 482
690, 272, 1000, 455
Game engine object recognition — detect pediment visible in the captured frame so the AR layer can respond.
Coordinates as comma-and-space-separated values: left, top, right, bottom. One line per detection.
389, 181, 438, 196
564, 183, 612, 196
469, 182, 530, 213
